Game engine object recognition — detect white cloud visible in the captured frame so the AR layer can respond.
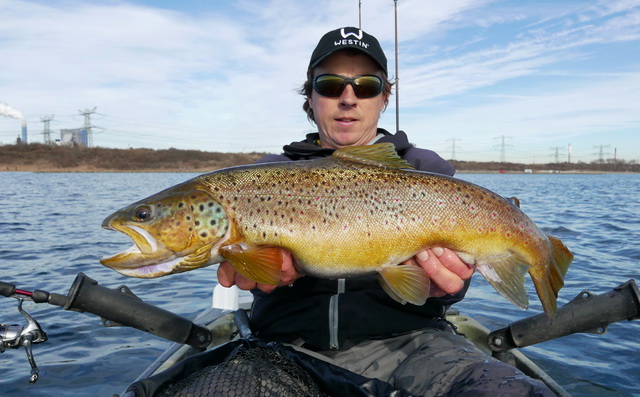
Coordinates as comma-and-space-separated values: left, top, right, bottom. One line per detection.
0, 0, 638, 161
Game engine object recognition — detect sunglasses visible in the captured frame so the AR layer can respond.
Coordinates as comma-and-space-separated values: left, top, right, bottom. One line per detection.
313, 74, 384, 98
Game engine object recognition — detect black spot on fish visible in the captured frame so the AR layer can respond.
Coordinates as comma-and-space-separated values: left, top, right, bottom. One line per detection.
210, 220, 217, 225
199, 204, 205, 211
178, 203, 184, 208
195, 220, 200, 226
200, 232, 208, 238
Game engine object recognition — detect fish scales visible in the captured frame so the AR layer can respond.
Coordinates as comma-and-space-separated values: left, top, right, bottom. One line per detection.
101, 143, 573, 315
197, 161, 542, 276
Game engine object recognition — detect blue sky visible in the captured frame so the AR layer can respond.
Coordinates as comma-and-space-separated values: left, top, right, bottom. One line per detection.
0, 0, 638, 163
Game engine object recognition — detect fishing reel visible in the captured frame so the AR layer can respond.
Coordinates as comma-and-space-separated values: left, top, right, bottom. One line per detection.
0, 285, 49, 384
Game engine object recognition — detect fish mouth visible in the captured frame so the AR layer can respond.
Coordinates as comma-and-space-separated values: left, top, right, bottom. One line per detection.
100, 222, 176, 277
108, 257, 185, 278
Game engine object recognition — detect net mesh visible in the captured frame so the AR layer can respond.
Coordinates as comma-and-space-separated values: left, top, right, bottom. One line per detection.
160, 344, 329, 397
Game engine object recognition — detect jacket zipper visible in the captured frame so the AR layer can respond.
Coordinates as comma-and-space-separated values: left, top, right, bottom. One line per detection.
328, 278, 346, 350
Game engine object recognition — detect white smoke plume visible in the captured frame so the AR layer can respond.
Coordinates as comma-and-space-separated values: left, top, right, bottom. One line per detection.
0, 102, 24, 120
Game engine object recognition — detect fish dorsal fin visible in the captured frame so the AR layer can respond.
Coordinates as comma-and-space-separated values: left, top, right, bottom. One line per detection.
508, 197, 521, 208
332, 143, 414, 169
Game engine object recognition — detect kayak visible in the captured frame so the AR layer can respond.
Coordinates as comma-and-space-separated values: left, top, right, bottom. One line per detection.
4, 273, 637, 396
126, 284, 571, 397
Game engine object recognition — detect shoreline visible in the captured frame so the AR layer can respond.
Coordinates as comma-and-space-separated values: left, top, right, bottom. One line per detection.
2, 166, 633, 174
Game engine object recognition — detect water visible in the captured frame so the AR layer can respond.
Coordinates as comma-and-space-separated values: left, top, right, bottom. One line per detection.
1, 172, 639, 396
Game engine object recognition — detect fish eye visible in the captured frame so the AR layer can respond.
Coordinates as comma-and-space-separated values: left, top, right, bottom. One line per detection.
133, 206, 152, 222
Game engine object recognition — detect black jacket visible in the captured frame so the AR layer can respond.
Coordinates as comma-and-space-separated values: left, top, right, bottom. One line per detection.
249, 129, 469, 350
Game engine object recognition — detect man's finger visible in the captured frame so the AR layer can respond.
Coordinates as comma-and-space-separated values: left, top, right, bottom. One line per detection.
217, 261, 237, 287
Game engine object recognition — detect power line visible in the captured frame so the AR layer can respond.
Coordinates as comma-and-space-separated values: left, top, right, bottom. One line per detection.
78, 107, 97, 147
446, 138, 462, 160
40, 115, 54, 145
593, 144, 611, 163
493, 135, 513, 163
549, 146, 564, 163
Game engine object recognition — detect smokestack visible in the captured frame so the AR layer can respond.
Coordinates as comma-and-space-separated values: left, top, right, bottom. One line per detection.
0, 103, 26, 144
21, 119, 28, 144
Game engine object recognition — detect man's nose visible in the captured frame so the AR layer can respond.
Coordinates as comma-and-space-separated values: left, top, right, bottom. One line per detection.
339, 83, 358, 107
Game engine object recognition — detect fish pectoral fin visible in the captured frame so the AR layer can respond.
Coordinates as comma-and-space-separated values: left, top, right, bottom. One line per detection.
475, 254, 529, 310
219, 244, 282, 285
333, 143, 414, 169
378, 264, 430, 306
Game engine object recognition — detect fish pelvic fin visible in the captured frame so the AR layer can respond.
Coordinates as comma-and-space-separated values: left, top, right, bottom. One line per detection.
219, 244, 283, 285
475, 254, 530, 310
378, 264, 430, 305
333, 143, 414, 169
530, 235, 574, 317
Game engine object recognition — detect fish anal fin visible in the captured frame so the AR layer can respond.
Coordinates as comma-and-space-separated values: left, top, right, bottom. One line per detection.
219, 244, 282, 285
476, 254, 530, 310
333, 143, 414, 169
378, 264, 430, 305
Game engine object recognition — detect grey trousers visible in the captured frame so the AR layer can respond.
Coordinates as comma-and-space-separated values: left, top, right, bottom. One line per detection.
289, 328, 555, 396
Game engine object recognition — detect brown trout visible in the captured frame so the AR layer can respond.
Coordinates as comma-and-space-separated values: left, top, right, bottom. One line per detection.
100, 143, 573, 315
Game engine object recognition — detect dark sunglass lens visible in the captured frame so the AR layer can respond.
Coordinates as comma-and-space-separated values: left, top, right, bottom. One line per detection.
353, 76, 383, 98
314, 76, 346, 97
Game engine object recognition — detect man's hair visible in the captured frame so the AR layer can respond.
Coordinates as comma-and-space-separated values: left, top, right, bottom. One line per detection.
299, 50, 393, 123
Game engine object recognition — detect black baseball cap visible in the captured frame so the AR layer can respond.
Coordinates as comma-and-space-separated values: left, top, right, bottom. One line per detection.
309, 27, 388, 75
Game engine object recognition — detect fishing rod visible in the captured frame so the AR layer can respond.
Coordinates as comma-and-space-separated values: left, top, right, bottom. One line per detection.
358, 0, 400, 132
1, 273, 212, 383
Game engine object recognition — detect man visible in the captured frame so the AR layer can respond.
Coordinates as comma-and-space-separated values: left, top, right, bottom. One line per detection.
218, 27, 554, 396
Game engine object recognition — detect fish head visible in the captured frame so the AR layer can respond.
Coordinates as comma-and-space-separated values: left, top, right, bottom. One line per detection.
100, 187, 229, 278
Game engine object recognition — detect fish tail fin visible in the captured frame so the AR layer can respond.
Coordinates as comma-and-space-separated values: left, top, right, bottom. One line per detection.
476, 255, 530, 310
531, 235, 574, 316
378, 264, 430, 305
219, 244, 283, 285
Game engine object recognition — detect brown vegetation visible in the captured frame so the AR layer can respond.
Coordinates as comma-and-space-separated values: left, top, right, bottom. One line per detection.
0, 144, 267, 172
450, 159, 640, 173
1, 143, 638, 173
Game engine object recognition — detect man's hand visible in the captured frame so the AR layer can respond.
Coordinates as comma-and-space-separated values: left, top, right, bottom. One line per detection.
217, 249, 304, 293
218, 246, 474, 297
410, 247, 475, 297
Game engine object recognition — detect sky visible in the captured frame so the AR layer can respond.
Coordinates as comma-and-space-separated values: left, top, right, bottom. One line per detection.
0, 0, 639, 163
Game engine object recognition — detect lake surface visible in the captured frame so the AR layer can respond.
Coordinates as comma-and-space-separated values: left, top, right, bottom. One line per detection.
0, 172, 639, 396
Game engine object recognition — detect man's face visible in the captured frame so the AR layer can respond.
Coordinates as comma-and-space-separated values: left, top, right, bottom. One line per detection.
309, 51, 389, 149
